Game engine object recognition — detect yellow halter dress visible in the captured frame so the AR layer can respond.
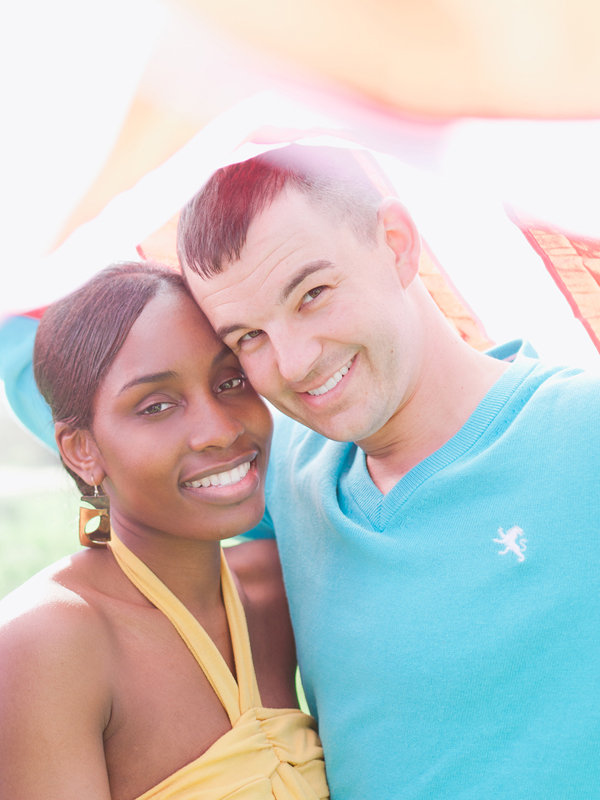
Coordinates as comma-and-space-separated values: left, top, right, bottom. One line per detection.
109, 535, 329, 800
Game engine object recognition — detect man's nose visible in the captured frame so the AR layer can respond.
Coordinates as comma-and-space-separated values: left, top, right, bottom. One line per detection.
270, 326, 322, 385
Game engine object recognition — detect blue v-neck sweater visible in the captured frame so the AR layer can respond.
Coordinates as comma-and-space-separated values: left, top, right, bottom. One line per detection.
249, 342, 600, 799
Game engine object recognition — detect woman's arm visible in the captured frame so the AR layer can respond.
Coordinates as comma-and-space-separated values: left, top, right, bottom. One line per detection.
228, 539, 298, 706
0, 593, 113, 799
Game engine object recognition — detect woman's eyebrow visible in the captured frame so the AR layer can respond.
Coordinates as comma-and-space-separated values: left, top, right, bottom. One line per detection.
212, 343, 236, 364
118, 370, 178, 395
118, 346, 234, 394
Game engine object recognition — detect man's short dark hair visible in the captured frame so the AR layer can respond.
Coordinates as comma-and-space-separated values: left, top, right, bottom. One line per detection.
177, 145, 390, 278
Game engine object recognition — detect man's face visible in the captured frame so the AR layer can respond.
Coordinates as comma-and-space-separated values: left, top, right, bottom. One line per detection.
185, 188, 423, 446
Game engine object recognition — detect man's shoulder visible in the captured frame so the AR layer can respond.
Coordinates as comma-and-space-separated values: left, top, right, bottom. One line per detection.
270, 408, 330, 455
505, 351, 600, 455
265, 408, 354, 504
524, 356, 600, 406
493, 339, 600, 404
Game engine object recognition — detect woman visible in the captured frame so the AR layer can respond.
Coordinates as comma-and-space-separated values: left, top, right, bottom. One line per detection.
0, 262, 328, 800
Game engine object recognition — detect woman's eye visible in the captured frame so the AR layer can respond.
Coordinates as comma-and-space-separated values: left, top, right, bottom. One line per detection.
301, 286, 325, 306
140, 401, 173, 416
217, 376, 245, 393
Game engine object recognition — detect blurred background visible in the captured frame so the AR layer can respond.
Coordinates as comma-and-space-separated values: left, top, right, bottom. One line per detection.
0, 387, 76, 595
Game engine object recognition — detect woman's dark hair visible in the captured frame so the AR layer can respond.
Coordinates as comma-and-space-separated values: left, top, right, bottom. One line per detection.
34, 261, 186, 493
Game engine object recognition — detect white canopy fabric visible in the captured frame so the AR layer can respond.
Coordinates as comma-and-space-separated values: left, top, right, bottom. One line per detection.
2, 0, 599, 371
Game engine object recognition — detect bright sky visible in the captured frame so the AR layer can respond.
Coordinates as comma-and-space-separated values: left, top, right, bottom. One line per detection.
1, 0, 165, 267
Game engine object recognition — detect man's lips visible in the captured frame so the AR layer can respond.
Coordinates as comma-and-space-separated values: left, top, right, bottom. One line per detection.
306, 357, 355, 397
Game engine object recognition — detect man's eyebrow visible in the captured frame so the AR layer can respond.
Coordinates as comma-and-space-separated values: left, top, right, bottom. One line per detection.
118, 371, 177, 395
215, 260, 333, 342
216, 323, 245, 342
279, 260, 333, 303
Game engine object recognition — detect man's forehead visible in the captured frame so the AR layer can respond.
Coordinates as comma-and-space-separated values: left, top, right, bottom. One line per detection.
241, 190, 341, 279
185, 187, 332, 312
224, 192, 317, 274
247, 186, 322, 240
186, 246, 286, 313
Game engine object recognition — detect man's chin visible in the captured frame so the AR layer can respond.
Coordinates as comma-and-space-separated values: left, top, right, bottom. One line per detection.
295, 412, 369, 444
270, 396, 375, 442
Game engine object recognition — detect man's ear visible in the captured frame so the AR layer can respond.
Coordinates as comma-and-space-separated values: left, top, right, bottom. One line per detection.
55, 423, 105, 487
377, 197, 421, 287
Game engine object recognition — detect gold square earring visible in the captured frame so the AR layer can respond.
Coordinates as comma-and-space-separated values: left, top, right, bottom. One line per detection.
79, 483, 111, 548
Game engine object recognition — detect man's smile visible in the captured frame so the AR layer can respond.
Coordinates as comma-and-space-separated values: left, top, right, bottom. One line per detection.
307, 357, 355, 397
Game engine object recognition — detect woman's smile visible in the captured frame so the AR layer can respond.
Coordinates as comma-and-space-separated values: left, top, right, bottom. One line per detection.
179, 454, 262, 504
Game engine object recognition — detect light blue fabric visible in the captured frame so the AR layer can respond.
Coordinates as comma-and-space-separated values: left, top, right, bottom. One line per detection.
249, 341, 600, 799
0, 316, 55, 450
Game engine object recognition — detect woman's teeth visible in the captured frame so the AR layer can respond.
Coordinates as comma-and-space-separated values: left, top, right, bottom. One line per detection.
308, 359, 353, 397
184, 460, 252, 489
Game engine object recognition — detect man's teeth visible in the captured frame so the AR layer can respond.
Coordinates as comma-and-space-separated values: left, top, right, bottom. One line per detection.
184, 460, 251, 489
308, 360, 353, 397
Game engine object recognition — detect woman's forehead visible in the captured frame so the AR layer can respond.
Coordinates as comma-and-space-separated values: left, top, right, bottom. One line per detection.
100, 290, 225, 390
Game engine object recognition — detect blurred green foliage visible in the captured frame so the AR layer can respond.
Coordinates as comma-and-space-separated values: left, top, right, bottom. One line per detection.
0, 393, 78, 598
0, 488, 78, 598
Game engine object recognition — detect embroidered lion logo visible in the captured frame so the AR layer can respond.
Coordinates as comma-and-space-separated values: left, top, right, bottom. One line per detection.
494, 526, 527, 562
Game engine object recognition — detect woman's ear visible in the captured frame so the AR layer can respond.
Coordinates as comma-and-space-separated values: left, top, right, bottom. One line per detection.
377, 197, 421, 287
55, 423, 104, 487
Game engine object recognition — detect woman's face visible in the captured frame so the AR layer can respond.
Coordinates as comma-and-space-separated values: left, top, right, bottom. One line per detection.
89, 288, 272, 543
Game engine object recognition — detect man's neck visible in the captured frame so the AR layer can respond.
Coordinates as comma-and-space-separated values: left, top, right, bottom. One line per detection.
359, 341, 508, 494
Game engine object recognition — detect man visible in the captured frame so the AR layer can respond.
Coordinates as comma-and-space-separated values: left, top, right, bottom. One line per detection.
178, 145, 600, 798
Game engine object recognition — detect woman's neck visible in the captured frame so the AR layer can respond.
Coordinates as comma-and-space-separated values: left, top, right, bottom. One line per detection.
109, 515, 225, 618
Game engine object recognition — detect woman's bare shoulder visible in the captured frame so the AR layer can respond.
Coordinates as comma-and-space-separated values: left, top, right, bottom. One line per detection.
0, 550, 114, 685
0, 552, 114, 799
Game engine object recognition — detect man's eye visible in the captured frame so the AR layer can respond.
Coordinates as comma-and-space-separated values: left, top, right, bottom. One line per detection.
239, 329, 263, 343
140, 401, 173, 416
216, 376, 245, 393
301, 286, 325, 306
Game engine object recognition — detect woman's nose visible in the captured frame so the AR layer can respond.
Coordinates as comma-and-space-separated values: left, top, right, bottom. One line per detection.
187, 399, 245, 451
